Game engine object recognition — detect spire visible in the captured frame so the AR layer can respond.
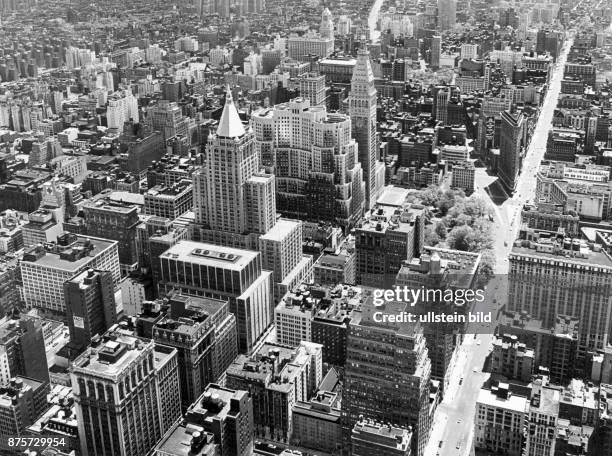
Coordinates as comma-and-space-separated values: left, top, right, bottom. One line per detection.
352, 41, 375, 84
217, 86, 246, 138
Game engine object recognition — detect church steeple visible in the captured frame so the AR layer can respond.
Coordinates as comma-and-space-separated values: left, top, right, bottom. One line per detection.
217, 86, 246, 139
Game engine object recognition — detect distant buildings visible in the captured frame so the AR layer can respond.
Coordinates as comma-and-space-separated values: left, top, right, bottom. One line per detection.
287, 9, 334, 61
499, 110, 526, 194
437, 0, 456, 31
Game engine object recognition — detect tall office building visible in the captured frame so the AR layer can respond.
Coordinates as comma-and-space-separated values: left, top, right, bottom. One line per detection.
350, 43, 384, 210
355, 203, 425, 287
241, 0, 265, 15
320, 8, 334, 41
70, 329, 181, 456
64, 269, 118, 354
433, 85, 452, 125
0, 313, 49, 384
0, 377, 49, 454
431, 35, 441, 69
226, 341, 322, 442
343, 299, 433, 456
396, 247, 481, 393
437, 0, 456, 31
287, 9, 335, 61
146, 294, 238, 410
252, 98, 365, 228
194, 87, 312, 307
499, 110, 525, 194
158, 241, 273, 354
194, 88, 266, 235
509, 228, 612, 365
21, 233, 120, 321
83, 199, 140, 274
297, 73, 327, 107
184, 384, 254, 455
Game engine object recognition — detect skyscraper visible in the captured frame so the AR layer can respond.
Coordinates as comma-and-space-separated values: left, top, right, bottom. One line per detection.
194, 88, 262, 235
0, 313, 49, 385
144, 294, 238, 410
437, 0, 456, 31
83, 199, 140, 273
70, 329, 181, 456
252, 98, 365, 228
499, 110, 525, 194
350, 43, 383, 210
429, 36, 441, 70
158, 241, 273, 354
64, 269, 118, 354
192, 87, 312, 326
508, 227, 612, 365
343, 299, 433, 456
320, 8, 334, 41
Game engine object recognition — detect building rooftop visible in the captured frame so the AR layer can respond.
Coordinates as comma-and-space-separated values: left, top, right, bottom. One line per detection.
226, 341, 321, 393
160, 240, 259, 271
154, 422, 217, 456
71, 331, 154, 380
560, 379, 598, 411
357, 203, 421, 235
499, 311, 579, 339
399, 246, 481, 288
185, 384, 248, 424
376, 185, 410, 208
259, 219, 300, 243
278, 283, 363, 324
477, 385, 529, 413
511, 228, 612, 268
352, 418, 412, 450
21, 233, 117, 272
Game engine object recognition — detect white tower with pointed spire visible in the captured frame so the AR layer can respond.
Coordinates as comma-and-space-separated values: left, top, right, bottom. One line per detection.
194, 87, 259, 233
350, 42, 382, 210
319, 7, 334, 41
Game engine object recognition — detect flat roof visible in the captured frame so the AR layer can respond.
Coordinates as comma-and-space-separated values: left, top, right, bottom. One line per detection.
477, 388, 528, 413
259, 219, 300, 242
22, 235, 117, 272
377, 185, 409, 207
161, 240, 259, 271
511, 243, 612, 268
155, 423, 215, 456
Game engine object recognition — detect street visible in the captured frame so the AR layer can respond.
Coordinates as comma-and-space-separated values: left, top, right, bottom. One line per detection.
423, 30, 575, 456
